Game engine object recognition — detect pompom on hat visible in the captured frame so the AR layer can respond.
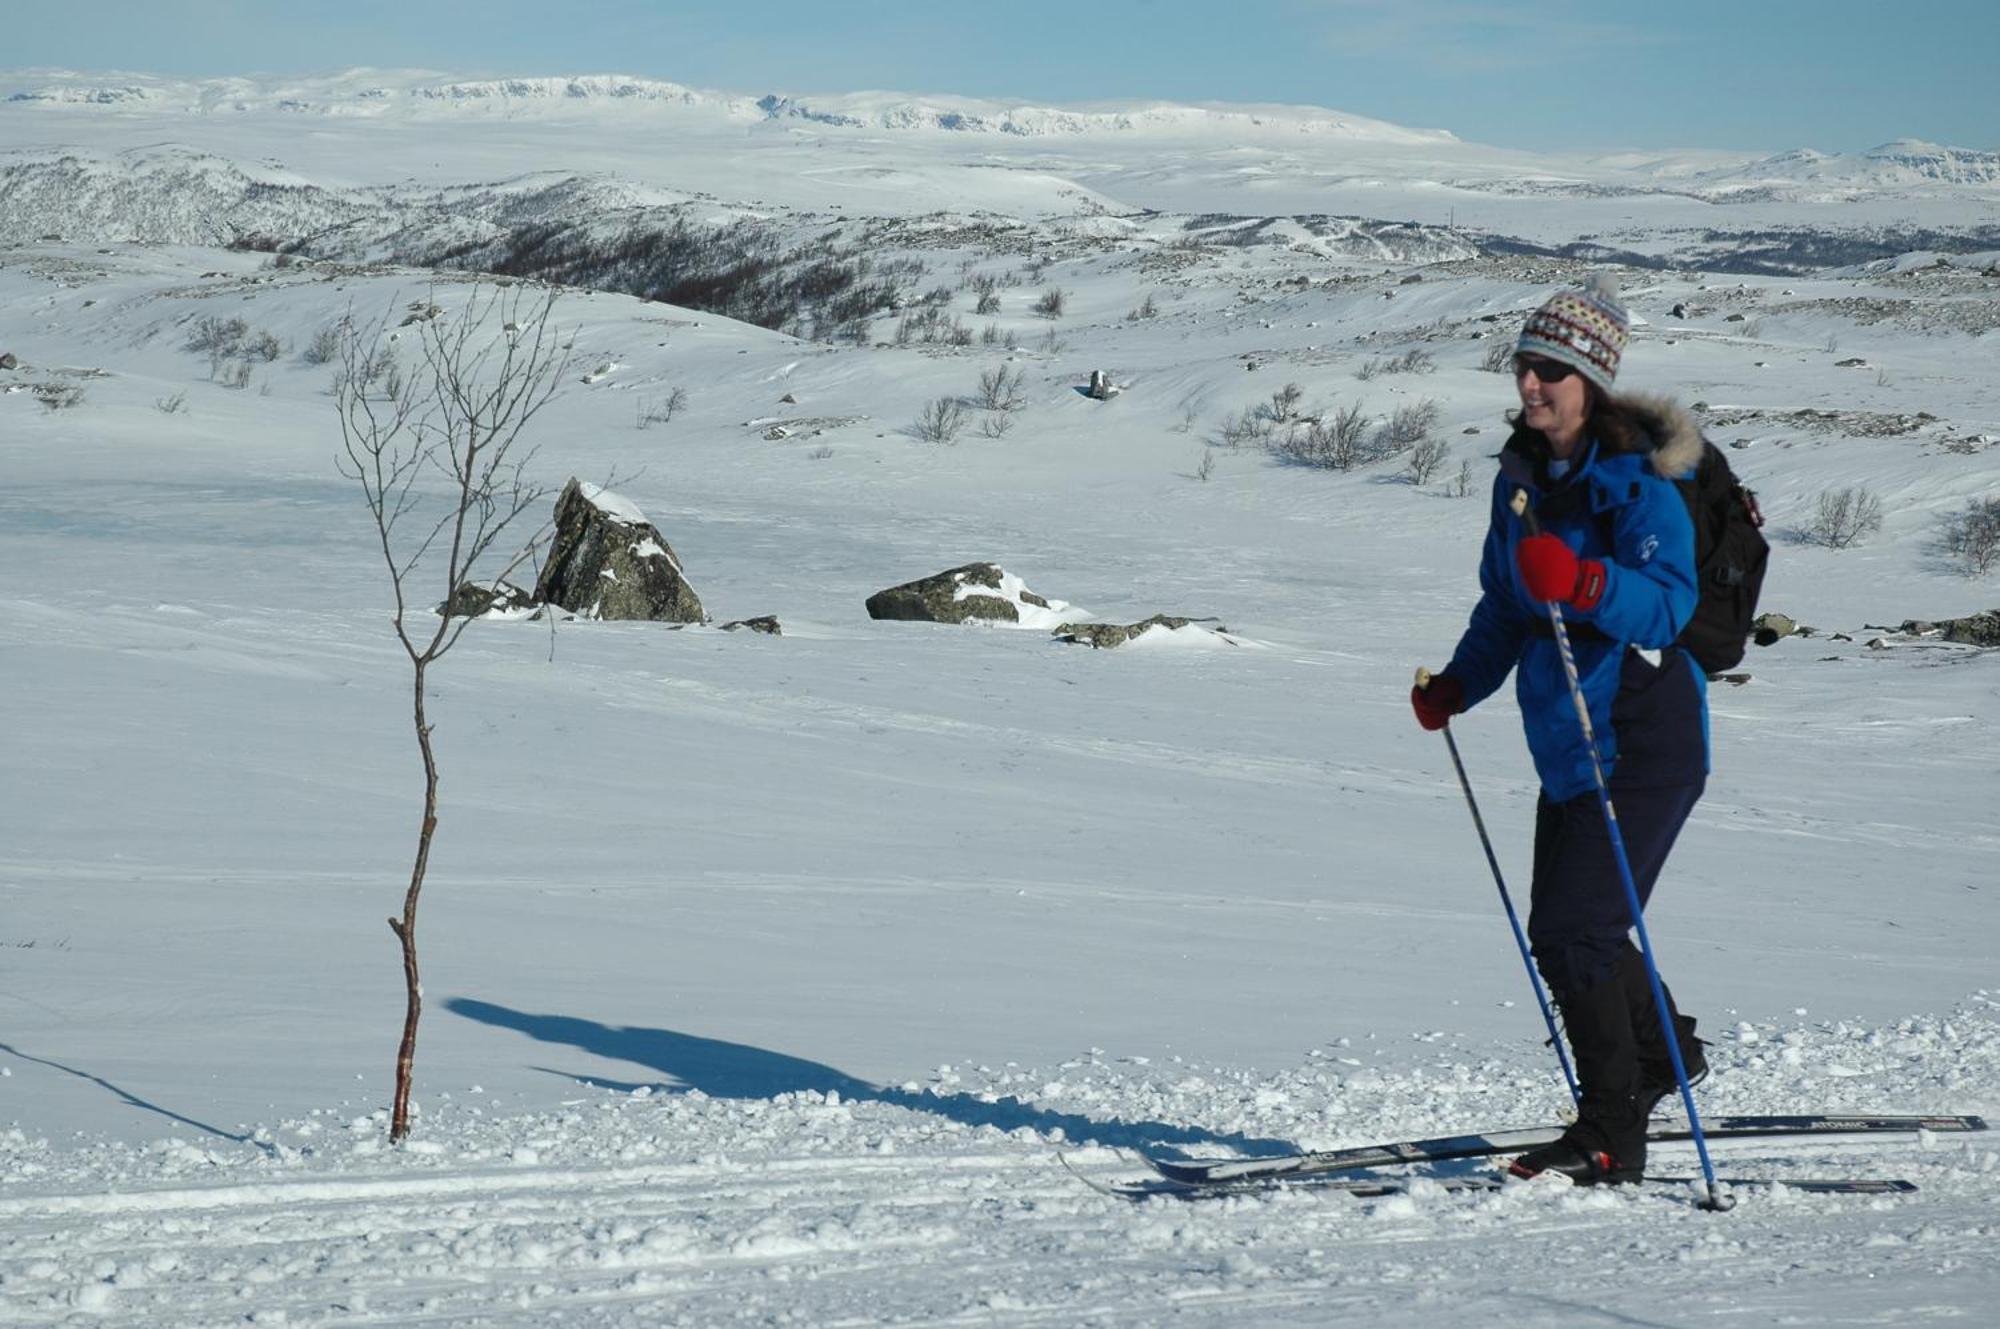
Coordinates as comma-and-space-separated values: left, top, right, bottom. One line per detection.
1516, 272, 1629, 395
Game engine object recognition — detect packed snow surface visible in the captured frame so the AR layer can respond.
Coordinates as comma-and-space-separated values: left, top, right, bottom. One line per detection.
1, 66, 1998, 1328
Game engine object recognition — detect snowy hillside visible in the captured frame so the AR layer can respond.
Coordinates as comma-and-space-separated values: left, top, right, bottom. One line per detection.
2, 66, 1998, 1327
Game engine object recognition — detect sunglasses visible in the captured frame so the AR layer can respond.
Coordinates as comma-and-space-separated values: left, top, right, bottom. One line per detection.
1513, 356, 1579, 383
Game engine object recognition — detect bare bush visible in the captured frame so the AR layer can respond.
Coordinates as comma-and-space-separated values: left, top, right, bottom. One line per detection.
186, 315, 250, 356
1032, 287, 1066, 319
221, 360, 254, 391
1358, 348, 1437, 380
156, 390, 188, 414
1803, 487, 1884, 549
1452, 458, 1477, 498
1372, 399, 1442, 459
1262, 382, 1304, 423
1127, 292, 1160, 321
975, 291, 1001, 316
978, 413, 1015, 440
1406, 435, 1451, 485
303, 323, 344, 366
976, 364, 1026, 412
335, 285, 569, 1143
1269, 402, 1369, 469
187, 315, 281, 372
912, 395, 969, 444
1481, 337, 1516, 373
1195, 448, 1215, 482
636, 386, 689, 429
34, 382, 86, 411
894, 307, 971, 347
1216, 406, 1267, 449
1937, 496, 2000, 575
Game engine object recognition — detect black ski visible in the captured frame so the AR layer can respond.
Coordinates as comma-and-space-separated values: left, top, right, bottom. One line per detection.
1062, 1154, 1918, 1202
1143, 1113, 1986, 1186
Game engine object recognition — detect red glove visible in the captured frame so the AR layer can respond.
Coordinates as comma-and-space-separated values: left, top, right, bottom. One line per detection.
1411, 672, 1465, 731
1515, 534, 1606, 610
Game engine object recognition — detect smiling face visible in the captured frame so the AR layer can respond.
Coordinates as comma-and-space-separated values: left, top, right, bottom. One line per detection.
1515, 356, 1592, 457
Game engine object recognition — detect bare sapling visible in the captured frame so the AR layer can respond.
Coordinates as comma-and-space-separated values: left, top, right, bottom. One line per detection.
334, 283, 570, 1142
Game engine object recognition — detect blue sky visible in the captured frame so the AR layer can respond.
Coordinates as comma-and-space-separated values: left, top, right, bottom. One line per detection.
8, 0, 1996, 154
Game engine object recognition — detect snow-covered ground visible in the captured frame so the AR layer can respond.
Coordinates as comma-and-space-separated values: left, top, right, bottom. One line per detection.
2, 69, 1998, 1327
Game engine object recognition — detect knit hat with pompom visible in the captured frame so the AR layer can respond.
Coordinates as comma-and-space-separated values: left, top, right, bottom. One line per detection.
1516, 273, 1629, 394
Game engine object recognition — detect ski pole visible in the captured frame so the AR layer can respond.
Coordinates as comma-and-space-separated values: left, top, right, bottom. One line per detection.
1511, 490, 1733, 1212
1417, 667, 1580, 1107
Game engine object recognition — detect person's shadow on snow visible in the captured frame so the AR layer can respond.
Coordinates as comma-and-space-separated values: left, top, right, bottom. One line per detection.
446, 997, 1296, 1158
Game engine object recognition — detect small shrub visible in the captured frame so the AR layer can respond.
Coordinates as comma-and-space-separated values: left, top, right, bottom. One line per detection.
1262, 382, 1303, 423
1032, 287, 1066, 319
221, 360, 254, 390
1359, 348, 1436, 380
912, 395, 969, 444
977, 413, 1015, 439
302, 323, 343, 365
975, 291, 1001, 316
1481, 337, 1516, 373
1269, 402, 1368, 469
1216, 406, 1267, 449
35, 382, 86, 411
637, 387, 689, 429
976, 364, 1026, 412
1452, 458, 1476, 498
1195, 448, 1215, 482
1406, 435, 1451, 485
185, 315, 250, 356
1803, 487, 1883, 549
1937, 496, 2000, 575
807, 445, 835, 460
1127, 292, 1159, 321
156, 390, 188, 414
1373, 398, 1442, 457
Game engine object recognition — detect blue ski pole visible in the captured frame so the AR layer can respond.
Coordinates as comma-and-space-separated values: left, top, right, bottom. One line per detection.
1417, 667, 1580, 1107
1510, 490, 1733, 1212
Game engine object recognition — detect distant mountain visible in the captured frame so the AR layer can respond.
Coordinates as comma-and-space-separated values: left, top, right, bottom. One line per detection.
3, 69, 1457, 144
1692, 139, 2000, 191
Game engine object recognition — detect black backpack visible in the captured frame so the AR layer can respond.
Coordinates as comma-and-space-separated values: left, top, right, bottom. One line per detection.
1671, 442, 1769, 674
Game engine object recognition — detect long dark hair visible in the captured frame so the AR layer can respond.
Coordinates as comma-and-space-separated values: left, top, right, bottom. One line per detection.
1504, 382, 1648, 456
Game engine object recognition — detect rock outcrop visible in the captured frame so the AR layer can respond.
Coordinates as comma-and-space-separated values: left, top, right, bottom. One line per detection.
438, 579, 535, 619
534, 479, 704, 622
1053, 615, 1231, 648
867, 563, 1049, 625
1908, 609, 2000, 647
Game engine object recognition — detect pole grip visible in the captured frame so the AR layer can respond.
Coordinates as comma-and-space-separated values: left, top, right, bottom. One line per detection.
1415, 666, 1433, 690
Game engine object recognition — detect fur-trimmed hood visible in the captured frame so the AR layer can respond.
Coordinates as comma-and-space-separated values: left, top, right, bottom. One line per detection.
1604, 392, 1706, 478
1504, 391, 1706, 480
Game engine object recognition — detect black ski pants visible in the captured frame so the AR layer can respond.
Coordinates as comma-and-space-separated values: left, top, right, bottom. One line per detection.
1528, 650, 1707, 998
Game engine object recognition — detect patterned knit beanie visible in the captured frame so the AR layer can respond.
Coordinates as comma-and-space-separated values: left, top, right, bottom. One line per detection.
1516, 273, 1629, 395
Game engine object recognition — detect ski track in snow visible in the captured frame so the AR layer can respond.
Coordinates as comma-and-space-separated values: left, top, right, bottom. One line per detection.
3, 1039, 1998, 1328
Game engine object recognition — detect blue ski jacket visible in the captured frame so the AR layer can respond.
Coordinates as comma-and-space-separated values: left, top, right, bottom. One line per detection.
1446, 394, 1709, 801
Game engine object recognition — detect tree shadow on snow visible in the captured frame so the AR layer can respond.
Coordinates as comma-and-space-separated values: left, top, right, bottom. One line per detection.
0, 1040, 273, 1153
447, 998, 1296, 1157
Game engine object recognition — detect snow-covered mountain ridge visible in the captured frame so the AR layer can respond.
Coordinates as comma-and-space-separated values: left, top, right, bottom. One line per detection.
4, 68, 1456, 143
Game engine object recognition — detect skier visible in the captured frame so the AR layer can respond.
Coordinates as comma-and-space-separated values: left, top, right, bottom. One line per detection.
1411, 276, 1710, 1186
